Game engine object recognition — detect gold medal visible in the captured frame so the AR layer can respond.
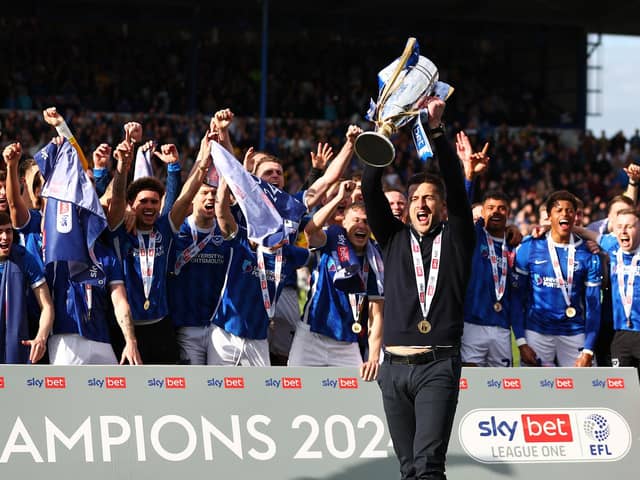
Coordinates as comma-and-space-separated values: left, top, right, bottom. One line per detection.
417, 319, 431, 334
144, 299, 150, 311
352, 322, 362, 334
493, 302, 503, 313
565, 306, 576, 318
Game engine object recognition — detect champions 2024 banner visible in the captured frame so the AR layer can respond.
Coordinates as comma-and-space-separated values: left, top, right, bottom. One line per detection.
0, 367, 638, 479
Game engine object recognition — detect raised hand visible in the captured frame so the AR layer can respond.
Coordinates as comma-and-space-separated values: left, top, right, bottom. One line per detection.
42, 107, 64, 127
124, 122, 143, 145
310, 142, 334, 170
456, 131, 489, 181
113, 140, 134, 174
243, 146, 256, 173
346, 125, 363, 144
2, 142, 22, 168
211, 108, 234, 132
153, 144, 180, 165
92, 143, 112, 169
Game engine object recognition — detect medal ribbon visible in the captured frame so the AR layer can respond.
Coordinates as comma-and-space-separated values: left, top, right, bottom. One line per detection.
410, 230, 443, 321
137, 231, 156, 307
484, 229, 508, 302
616, 248, 640, 326
546, 233, 575, 308
348, 261, 370, 326
257, 247, 283, 319
174, 216, 217, 275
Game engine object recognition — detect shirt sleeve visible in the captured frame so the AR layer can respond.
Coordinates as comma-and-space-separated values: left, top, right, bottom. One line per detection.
24, 251, 46, 289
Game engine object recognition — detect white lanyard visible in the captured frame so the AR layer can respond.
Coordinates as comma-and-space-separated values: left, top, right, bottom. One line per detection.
256, 247, 283, 319
546, 233, 575, 308
484, 229, 508, 302
616, 248, 640, 326
137, 231, 157, 309
174, 217, 216, 275
410, 230, 443, 322
348, 260, 369, 332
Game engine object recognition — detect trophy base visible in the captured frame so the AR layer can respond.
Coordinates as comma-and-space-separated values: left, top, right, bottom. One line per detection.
354, 132, 396, 167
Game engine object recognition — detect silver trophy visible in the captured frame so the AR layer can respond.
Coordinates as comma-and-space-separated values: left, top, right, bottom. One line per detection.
355, 37, 451, 167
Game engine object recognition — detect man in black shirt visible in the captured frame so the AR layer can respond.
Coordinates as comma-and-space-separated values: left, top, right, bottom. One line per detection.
361, 97, 475, 480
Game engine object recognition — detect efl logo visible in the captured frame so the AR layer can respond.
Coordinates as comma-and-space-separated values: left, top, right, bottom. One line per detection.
555, 377, 574, 389
338, 377, 358, 389
502, 378, 521, 390
521, 414, 573, 443
45, 377, 66, 389
105, 377, 127, 389
281, 377, 302, 389
0, 377, 4, 388
607, 378, 625, 389
459, 378, 468, 390
224, 377, 245, 389
165, 377, 186, 389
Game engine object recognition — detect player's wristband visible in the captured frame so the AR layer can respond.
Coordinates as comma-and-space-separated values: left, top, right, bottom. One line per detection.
516, 337, 528, 347
167, 162, 182, 172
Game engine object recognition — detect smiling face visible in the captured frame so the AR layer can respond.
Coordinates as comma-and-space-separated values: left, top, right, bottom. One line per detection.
193, 184, 217, 223
482, 197, 509, 236
342, 205, 370, 253
614, 212, 640, 252
408, 182, 445, 235
0, 223, 13, 259
131, 190, 161, 230
385, 191, 407, 220
549, 199, 576, 242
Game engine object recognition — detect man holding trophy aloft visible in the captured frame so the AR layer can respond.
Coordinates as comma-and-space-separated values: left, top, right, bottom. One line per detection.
360, 38, 474, 480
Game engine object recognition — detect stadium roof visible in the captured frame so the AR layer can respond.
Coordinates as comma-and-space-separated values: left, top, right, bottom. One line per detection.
5, 0, 640, 36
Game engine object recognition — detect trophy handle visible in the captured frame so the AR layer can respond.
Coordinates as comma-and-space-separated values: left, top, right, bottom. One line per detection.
354, 131, 396, 167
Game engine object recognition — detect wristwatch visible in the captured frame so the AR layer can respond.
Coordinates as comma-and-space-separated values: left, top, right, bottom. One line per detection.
428, 124, 445, 138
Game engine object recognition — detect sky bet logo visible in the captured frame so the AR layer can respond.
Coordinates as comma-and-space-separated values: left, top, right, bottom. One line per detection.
147, 377, 186, 389
0, 377, 4, 388
207, 377, 245, 389
321, 377, 359, 389
487, 378, 521, 389
87, 377, 127, 389
265, 377, 302, 389
26, 377, 67, 389
479, 414, 573, 442
539, 377, 574, 389
591, 377, 625, 389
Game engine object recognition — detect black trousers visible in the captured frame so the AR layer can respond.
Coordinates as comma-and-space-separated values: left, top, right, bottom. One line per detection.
111, 316, 179, 365
611, 330, 640, 377
377, 352, 461, 480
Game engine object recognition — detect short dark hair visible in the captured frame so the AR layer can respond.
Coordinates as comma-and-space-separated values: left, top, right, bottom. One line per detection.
607, 194, 634, 212
0, 211, 12, 226
406, 172, 446, 200
0, 170, 6, 183
253, 152, 282, 174
545, 190, 578, 214
127, 177, 165, 203
481, 190, 509, 205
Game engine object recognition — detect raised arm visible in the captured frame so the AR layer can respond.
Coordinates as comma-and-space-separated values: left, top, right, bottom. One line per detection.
215, 177, 238, 239
305, 125, 362, 209
169, 136, 213, 229
211, 109, 235, 154
3, 142, 30, 228
623, 163, 640, 204
107, 140, 133, 229
304, 180, 355, 248
42, 107, 90, 171
362, 164, 404, 248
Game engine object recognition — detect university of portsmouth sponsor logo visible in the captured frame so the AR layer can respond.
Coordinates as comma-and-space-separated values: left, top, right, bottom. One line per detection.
591, 378, 625, 389
87, 377, 127, 389
321, 377, 359, 389
147, 377, 186, 389
458, 408, 632, 463
207, 377, 245, 389
539, 377, 574, 389
264, 377, 302, 389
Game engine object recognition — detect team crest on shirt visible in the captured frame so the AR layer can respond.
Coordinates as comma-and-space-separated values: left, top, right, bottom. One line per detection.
327, 257, 337, 273
242, 259, 254, 273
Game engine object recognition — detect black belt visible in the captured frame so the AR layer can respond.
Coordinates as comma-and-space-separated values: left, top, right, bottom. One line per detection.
383, 347, 459, 365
